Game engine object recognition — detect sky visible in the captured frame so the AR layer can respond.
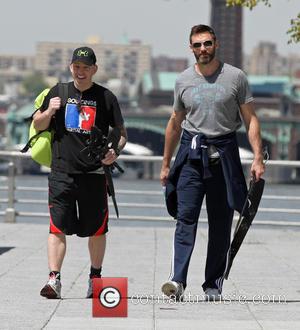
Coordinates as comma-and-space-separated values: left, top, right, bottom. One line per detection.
0, 0, 299, 62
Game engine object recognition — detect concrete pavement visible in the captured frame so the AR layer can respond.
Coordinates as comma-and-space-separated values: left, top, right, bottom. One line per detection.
0, 221, 299, 330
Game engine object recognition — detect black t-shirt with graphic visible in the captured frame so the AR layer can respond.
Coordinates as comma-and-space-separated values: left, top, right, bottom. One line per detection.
41, 82, 124, 173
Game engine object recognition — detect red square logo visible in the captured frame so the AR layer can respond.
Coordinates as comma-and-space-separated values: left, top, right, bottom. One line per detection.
92, 277, 128, 317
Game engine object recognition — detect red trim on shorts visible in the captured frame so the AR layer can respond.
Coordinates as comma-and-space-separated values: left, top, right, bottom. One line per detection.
49, 213, 63, 234
93, 209, 109, 236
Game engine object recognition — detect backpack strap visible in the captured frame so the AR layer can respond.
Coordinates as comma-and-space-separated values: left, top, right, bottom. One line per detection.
58, 82, 68, 107
53, 83, 68, 159
20, 130, 44, 153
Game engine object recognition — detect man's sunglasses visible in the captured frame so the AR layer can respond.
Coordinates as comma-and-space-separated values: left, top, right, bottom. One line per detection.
76, 93, 82, 112
191, 40, 214, 49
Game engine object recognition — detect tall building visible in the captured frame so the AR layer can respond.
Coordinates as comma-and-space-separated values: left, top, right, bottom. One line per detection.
0, 55, 35, 81
210, 0, 243, 68
35, 40, 152, 84
245, 42, 280, 75
244, 41, 300, 77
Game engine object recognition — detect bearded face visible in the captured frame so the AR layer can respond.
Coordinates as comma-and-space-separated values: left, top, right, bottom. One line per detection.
190, 32, 217, 65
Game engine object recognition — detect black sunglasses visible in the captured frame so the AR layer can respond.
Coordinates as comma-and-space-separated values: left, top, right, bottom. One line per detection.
192, 40, 214, 49
76, 93, 82, 112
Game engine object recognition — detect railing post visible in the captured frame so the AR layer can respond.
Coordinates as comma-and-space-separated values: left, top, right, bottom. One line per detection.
5, 161, 16, 223
149, 161, 154, 180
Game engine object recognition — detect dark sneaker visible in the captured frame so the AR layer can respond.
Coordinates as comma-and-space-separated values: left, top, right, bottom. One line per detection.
204, 288, 222, 301
161, 280, 185, 301
40, 273, 61, 299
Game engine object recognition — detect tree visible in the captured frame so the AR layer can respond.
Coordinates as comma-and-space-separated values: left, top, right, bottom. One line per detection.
226, 0, 300, 43
22, 72, 49, 99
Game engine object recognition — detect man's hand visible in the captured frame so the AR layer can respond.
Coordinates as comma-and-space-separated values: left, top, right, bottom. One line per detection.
102, 148, 118, 165
47, 97, 61, 116
251, 158, 265, 181
33, 97, 61, 131
160, 166, 170, 186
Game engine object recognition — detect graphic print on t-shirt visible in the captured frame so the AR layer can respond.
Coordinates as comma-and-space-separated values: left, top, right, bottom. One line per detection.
191, 83, 225, 110
65, 103, 96, 134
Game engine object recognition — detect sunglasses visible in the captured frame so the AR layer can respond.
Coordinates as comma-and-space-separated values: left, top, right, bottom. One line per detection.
191, 40, 214, 49
76, 93, 82, 112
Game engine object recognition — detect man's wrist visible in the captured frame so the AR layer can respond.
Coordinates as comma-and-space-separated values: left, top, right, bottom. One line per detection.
115, 147, 121, 156
253, 153, 264, 162
45, 108, 55, 118
162, 157, 171, 168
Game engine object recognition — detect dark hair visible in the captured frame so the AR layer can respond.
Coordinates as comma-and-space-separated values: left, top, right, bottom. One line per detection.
189, 25, 216, 44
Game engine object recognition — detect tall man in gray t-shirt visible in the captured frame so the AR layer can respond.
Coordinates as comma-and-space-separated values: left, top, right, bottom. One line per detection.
160, 24, 265, 301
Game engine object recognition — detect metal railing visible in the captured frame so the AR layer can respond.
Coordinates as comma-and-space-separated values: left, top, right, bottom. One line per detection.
1, 150, 300, 226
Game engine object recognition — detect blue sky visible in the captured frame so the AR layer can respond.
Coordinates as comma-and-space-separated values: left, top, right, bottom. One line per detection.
1, 0, 299, 60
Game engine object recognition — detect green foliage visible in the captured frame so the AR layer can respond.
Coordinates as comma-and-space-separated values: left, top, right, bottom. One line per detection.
22, 72, 49, 99
226, 0, 299, 43
288, 13, 300, 43
226, 0, 270, 10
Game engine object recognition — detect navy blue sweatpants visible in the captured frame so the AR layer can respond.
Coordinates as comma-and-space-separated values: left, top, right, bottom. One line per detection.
170, 160, 233, 292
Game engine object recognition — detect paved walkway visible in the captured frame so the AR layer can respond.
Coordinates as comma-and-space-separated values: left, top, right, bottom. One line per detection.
0, 221, 299, 330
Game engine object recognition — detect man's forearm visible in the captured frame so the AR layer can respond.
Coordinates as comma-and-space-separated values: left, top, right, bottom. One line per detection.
247, 116, 263, 161
162, 119, 182, 168
240, 103, 263, 161
117, 125, 127, 152
33, 110, 53, 131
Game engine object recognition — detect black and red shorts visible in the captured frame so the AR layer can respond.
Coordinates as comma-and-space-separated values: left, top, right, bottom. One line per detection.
48, 171, 108, 237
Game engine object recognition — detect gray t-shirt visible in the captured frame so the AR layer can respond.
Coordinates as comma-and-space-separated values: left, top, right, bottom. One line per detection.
173, 62, 253, 138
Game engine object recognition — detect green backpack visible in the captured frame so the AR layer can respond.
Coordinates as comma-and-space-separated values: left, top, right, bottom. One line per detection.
21, 83, 68, 167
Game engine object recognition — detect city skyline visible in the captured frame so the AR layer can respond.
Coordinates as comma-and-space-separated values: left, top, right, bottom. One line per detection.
0, 0, 299, 61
